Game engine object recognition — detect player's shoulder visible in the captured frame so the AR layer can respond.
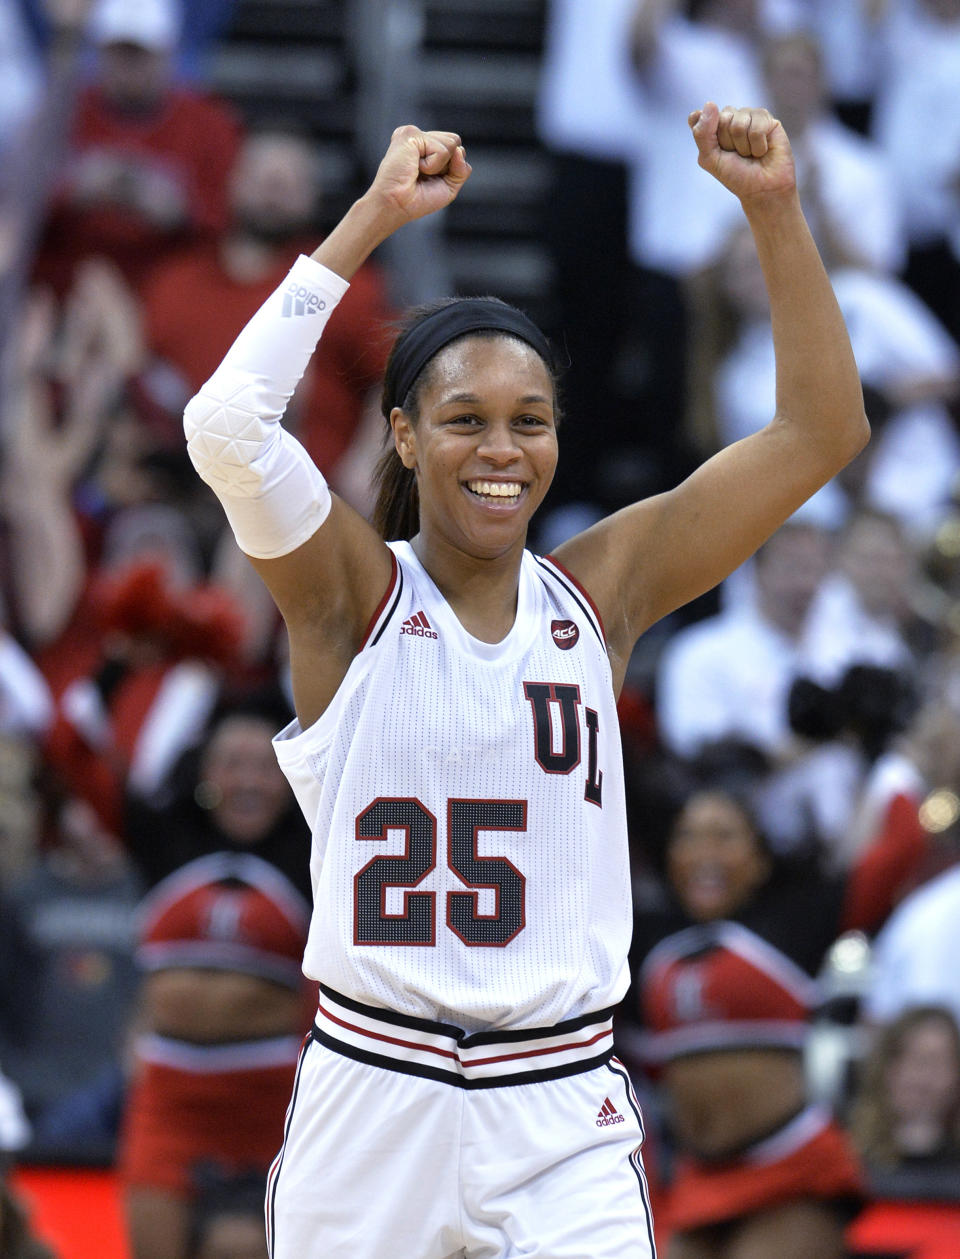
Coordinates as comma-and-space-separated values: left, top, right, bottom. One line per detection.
530, 551, 607, 638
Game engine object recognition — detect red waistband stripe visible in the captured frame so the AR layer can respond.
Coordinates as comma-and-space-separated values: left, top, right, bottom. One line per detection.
313, 988, 615, 1087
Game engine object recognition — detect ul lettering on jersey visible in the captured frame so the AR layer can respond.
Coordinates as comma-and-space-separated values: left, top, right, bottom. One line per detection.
523, 681, 603, 805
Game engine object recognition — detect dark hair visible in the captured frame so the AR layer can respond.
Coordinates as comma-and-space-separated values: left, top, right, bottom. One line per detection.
663, 763, 774, 872
372, 436, 421, 543
672, 782, 766, 845
202, 685, 295, 740
372, 297, 560, 541
155, 686, 294, 812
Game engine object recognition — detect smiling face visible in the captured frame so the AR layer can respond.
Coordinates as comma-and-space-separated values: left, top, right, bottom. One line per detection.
391, 334, 558, 561
666, 792, 771, 922
201, 716, 292, 844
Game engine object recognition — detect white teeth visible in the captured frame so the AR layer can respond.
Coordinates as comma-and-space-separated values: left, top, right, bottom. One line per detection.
467, 481, 523, 499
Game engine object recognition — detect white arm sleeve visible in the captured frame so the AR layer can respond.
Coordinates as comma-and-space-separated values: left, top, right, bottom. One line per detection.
183, 254, 350, 559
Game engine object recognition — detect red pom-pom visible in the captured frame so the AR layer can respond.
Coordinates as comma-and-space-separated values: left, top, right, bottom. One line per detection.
97, 561, 244, 666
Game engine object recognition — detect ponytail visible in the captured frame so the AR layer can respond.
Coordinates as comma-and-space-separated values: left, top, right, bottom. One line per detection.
372, 443, 419, 541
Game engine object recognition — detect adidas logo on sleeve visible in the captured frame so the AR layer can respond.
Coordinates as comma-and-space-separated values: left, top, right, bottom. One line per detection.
282, 282, 327, 318
400, 611, 439, 640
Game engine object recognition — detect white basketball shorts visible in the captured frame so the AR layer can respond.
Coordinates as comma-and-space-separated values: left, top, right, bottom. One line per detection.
266, 989, 657, 1259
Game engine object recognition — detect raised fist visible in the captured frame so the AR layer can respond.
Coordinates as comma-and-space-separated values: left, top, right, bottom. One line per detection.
366, 126, 472, 225
689, 102, 797, 204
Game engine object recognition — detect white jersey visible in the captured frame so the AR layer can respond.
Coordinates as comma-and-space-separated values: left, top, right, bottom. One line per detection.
274, 540, 632, 1034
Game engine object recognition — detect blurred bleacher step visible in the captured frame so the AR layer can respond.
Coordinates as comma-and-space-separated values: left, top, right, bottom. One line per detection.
214, 0, 552, 311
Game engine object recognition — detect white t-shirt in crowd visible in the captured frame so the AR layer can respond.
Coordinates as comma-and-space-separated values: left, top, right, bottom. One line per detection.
864, 864, 960, 1028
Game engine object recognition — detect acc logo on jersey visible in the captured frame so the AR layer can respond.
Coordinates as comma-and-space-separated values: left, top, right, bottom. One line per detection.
551, 619, 579, 650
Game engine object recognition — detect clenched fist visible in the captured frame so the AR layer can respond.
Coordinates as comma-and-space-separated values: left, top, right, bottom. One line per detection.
689, 102, 796, 205
368, 126, 472, 226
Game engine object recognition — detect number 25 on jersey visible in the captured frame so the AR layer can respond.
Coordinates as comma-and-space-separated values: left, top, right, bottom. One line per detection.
353, 682, 603, 948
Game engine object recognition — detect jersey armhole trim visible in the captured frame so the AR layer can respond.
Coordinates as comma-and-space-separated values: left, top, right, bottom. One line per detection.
359, 551, 403, 649
537, 554, 606, 646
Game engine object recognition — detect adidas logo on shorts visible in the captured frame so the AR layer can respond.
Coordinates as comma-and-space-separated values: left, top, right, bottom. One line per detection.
282, 283, 327, 318
401, 611, 438, 639
596, 1097, 625, 1127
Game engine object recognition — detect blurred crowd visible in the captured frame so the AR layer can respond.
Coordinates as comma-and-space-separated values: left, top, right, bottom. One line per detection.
1, 0, 960, 1256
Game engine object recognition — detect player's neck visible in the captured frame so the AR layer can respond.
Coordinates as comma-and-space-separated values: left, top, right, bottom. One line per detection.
410, 532, 524, 644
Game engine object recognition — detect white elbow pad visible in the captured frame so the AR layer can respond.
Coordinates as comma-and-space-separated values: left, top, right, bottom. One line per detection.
184, 254, 350, 559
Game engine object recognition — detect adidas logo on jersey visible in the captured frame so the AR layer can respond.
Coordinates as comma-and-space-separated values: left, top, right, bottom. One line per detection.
281, 282, 327, 318
596, 1097, 625, 1127
401, 611, 438, 639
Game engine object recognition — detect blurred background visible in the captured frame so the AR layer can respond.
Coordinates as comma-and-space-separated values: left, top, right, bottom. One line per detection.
3, 1, 960, 1257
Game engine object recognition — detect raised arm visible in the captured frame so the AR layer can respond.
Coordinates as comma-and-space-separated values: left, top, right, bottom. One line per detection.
183, 127, 470, 728
3, 265, 140, 647
554, 103, 869, 688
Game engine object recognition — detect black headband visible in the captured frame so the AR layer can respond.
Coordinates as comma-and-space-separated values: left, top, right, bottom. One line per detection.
383, 300, 555, 415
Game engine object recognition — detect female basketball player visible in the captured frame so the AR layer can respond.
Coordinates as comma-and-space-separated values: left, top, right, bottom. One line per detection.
183, 104, 869, 1258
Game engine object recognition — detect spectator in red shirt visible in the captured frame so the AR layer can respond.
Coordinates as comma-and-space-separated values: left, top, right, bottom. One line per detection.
35, 0, 242, 296
142, 129, 393, 497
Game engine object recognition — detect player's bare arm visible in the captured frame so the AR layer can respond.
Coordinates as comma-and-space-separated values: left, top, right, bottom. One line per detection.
249, 127, 471, 622
190, 128, 471, 728
554, 103, 869, 688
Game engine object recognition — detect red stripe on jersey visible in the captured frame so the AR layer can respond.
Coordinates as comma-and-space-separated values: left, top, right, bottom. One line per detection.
359, 552, 400, 649
540, 554, 607, 642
